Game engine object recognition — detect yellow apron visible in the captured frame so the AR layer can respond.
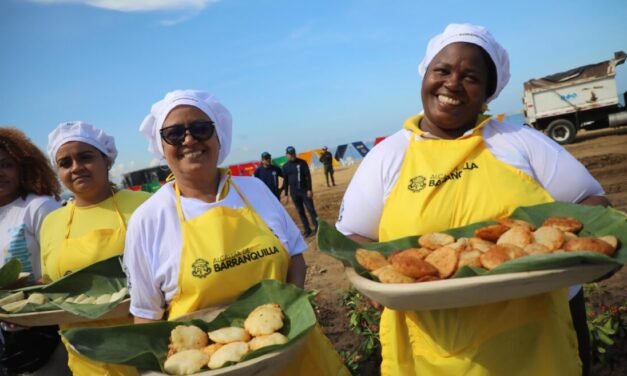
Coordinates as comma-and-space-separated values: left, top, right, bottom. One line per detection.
377, 115, 581, 375
53, 196, 137, 376
168, 175, 349, 376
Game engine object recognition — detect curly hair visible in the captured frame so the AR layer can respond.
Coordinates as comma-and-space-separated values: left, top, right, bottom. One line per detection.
0, 127, 61, 200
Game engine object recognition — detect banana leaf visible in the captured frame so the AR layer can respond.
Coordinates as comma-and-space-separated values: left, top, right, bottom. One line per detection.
61, 279, 316, 372
318, 202, 626, 280
0, 258, 22, 289
0, 256, 127, 319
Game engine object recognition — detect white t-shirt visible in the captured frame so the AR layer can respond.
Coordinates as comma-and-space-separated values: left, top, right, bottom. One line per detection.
336, 120, 604, 300
124, 175, 308, 320
0, 194, 60, 282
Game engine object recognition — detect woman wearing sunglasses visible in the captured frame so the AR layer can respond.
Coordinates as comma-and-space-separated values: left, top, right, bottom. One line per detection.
124, 90, 348, 375
40, 121, 149, 375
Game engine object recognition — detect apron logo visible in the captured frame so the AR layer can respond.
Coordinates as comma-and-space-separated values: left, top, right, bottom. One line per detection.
408, 176, 427, 192
191, 258, 212, 278
213, 246, 281, 273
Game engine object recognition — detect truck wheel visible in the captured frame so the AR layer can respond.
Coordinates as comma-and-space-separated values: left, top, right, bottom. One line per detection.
546, 119, 576, 145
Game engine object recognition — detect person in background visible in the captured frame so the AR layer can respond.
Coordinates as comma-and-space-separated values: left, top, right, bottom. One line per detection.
125, 89, 348, 375
0, 127, 69, 376
253, 151, 283, 199
336, 23, 605, 375
282, 146, 318, 237
319, 146, 335, 187
41, 121, 150, 375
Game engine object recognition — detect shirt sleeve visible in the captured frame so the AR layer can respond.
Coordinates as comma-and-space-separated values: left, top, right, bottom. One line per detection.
32, 197, 61, 243
124, 207, 166, 320
511, 126, 605, 202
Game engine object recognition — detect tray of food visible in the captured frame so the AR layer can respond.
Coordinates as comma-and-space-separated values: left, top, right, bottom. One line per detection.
318, 202, 626, 311
0, 256, 130, 326
61, 279, 315, 376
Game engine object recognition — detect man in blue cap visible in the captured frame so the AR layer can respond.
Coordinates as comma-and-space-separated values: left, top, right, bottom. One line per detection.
253, 151, 283, 199
282, 146, 318, 237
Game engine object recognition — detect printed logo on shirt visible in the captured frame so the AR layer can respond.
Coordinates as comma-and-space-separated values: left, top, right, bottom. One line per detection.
212, 246, 280, 273
191, 258, 212, 278
408, 161, 479, 192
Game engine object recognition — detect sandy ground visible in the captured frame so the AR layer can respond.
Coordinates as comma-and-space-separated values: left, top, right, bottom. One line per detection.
281, 127, 627, 374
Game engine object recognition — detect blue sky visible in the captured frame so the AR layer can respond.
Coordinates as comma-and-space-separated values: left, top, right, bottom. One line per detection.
1, 0, 626, 182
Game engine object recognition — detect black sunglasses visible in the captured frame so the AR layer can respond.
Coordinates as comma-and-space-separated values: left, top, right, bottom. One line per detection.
160, 121, 216, 146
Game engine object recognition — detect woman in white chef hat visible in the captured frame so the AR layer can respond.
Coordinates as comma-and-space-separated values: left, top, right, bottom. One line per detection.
41, 121, 150, 375
123, 90, 349, 375
336, 23, 608, 375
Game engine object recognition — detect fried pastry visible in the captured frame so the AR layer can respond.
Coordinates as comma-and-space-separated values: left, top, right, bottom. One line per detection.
164, 349, 209, 375
474, 224, 509, 242
0, 292, 24, 306
415, 275, 440, 282
480, 246, 511, 270
458, 250, 482, 269
109, 287, 128, 303
468, 237, 494, 252
448, 238, 470, 253
418, 233, 455, 250
599, 235, 618, 251
355, 248, 388, 271
95, 294, 112, 305
244, 303, 284, 336
524, 243, 551, 255
497, 218, 536, 231
1, 299, 28, 313
497, 226, 532, 248
248, 332, 289, 351
424, 247, 458, 278
26, 293, 47, 305
388, 249, 438, 278
201, 343, 223, 358
563, 232, 578, 242
371, 265, 415, 284
532, 226, 564, 251
499, 244, 527, 259
564, 237, 616, 256
169, 325, 209, 356
208, 327, 251, 344
208, 342, 250, 370
543, 217, 583, 233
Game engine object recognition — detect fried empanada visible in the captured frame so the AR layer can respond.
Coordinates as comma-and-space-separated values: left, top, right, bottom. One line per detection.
598, 235, 618, 251
208, 342, 250, 370
208, 327, 251, 344
371, 265, 415, 284
524, 243, 551, 255
169, 325, 209, 356
26, 293, 47, 305
532, 226, 564, 251
564, 237, 616, 256
424, 247, 458, 278
388, 249, 438, 278
248, 332, 289, 351
458, 250, 482, 269
497, 218, 536, 231
474, 224, 509, 242
415, 275, 440, 282
468, 237, 494, 252
448, 238, 470, 253
499, 244, 526, 259
418, 233, 455, 250
164, 349, 209, 375
497, 226, 532, 248
563, 232, 578, 242
244, 304, 284, 336
480, 246, 511, 270
543, 217, 583, 233
201, 343, 223, 358
355, 248, 388, 272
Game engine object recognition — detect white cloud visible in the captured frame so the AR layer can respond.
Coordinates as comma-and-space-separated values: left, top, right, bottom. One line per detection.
29, 0, 219, 12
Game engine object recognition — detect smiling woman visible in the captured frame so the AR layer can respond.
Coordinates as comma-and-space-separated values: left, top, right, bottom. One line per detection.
39, 121, 150, 376
336, 23, 610, 376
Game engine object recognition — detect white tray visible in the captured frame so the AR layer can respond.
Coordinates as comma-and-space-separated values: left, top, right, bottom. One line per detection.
346, 264, 617, 311
0, 298, 131, 326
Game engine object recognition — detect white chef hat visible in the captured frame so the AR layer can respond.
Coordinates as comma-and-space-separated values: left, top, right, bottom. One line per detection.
418, 23, 510, 103
139, 90, 232, 165
47, 121, 118, 166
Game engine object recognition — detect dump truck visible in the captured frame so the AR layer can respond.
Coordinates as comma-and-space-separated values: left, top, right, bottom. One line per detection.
522, 51, 627, 144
